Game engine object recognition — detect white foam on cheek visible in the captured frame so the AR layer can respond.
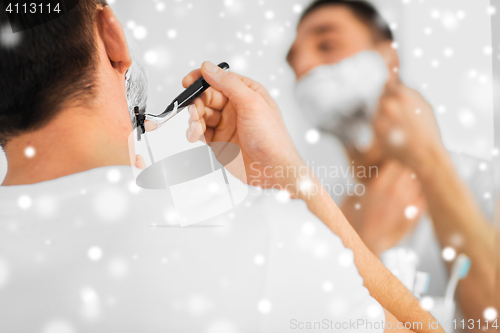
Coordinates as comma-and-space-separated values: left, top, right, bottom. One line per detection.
295, 51, 389, 147
126, 56, 148, 122
124, 31, 149, 125
351, 122, 374, 152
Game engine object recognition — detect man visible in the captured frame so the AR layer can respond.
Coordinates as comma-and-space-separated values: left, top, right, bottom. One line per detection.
0, 0, 441, 332
286, 0, 499, 328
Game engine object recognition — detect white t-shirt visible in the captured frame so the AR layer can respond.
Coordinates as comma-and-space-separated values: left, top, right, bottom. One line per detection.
0, 166, 384, 333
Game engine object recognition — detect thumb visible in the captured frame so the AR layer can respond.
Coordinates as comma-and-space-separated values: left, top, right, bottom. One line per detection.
201, 61, 259, 108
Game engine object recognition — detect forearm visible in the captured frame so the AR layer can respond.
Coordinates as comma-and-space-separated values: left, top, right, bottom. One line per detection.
280, 158, 443, 333
412, 145, 499, 323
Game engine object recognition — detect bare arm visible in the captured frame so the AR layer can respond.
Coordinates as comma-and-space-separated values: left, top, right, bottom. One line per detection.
411, 143, 499, 327
372, 83, 500, 328
182, 62, 444, 333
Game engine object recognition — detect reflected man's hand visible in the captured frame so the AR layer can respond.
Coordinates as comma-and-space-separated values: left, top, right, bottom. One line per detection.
373, 83, 445, 169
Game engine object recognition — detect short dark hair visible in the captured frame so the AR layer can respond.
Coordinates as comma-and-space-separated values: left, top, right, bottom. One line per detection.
0, 0, 107, 147
300, 0, 393, 42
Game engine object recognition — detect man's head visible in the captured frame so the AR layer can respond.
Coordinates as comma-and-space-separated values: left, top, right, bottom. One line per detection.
287, 0, 397, 80
0, 0, 135, 148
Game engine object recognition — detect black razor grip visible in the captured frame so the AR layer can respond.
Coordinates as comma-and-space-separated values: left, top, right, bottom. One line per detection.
163, 62, 230, 114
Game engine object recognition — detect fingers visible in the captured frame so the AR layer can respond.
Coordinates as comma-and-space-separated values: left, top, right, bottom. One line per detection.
135, 154, 146, 169
185, 94, 227, 144
203, 127, 215, 144
382, 80, 404, 99
182, 69, 202, 88
185, 123, 215, 144
188, 98, 223, 126
184, 62, 277, 111
199, 86, 229, 111
144, 120, 158, 132
188, 100, 204, 121
186, 117, 206, 143
377, 95, 401, 121
189, 100, 222, 127
200, 61, 262, 108
187, 98, 222, 131
183, 64, 268, 98
182, 67, 229, 110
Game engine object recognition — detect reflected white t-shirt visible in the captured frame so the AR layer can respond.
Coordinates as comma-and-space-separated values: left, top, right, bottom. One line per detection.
0, 166, 384, 333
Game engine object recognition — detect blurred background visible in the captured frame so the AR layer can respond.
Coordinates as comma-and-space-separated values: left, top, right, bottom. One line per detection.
0, 0, 498, 193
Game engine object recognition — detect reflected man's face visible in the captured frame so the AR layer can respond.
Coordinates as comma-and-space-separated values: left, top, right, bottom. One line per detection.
288, 5, 376, 80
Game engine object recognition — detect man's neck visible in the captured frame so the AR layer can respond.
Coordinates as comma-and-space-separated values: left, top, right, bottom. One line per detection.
2, 108, 132, 186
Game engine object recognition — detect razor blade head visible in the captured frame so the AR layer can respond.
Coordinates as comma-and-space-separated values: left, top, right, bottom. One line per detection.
134, 106, 146, 141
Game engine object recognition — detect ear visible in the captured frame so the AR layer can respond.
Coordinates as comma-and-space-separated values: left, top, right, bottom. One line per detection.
97, 6, 132, 75
375, 40, 400, 84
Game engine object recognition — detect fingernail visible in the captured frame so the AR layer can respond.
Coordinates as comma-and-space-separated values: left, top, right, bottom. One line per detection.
204, 61, 219, 74
190, 121, 198, 132
188, 104, 197, 118
187, 127, 194, 140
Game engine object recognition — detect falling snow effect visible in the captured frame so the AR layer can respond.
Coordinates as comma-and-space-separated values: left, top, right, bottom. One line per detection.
167, 29, 177, 39
301, 221, 316, 236
24, 146, 35, 158
421, 296, 435, 310
0, 258, 10, 290
42, 320, 77, 333
106, 169, 122, 183
80, 286, 102, 320
132, 25, 148, 40
338, 250, 354, 267
187, 295, 212, 315
88, 246, 103, 261
443, 47, 454, 58
128, 180, 142, 194
17, 195, 32, 210
458, 109, 476, 128
107, 258, 130, 279
442, 246, 456, 262
205, 320, 239, 333
484, 307, 498, 321
35, 195, 58, 218
322, 281, 334, 292
257, 299, 272, 314
299, 179, 314, 193
440, 11, 460, 31
93, 188, 129, 221
0, 24, 21, 48
404, 205, 419, 219
253, 254, 265, 266
305, 129, 320, 144
275, 190, 291, 203
0, 0, 496, 331
367, 304, 382, 319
